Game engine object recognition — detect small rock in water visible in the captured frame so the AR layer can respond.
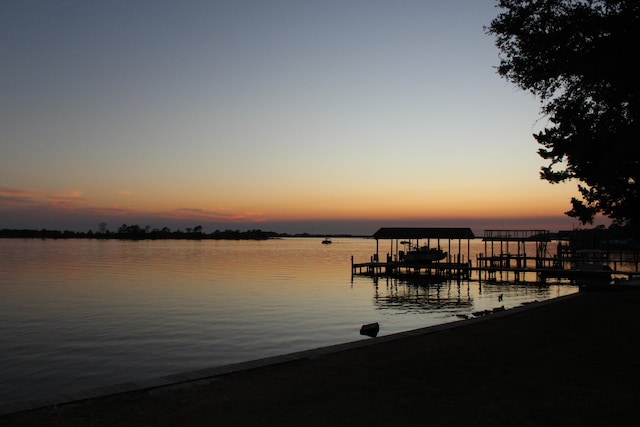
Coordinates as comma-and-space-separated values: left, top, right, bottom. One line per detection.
360, 322, 380, 338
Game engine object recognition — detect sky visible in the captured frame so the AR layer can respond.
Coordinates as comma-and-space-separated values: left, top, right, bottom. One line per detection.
0, 0, 598, 235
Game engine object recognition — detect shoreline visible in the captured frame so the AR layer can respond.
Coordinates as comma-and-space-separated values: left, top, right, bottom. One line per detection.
5, 288, 639, 425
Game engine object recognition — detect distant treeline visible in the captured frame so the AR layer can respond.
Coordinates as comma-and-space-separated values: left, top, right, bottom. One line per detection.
0, 225, 280, 240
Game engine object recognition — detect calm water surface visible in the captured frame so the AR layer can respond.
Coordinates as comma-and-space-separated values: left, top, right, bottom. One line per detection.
0, 238, 576, 406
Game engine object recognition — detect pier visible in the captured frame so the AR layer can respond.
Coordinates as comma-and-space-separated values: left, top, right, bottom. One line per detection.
351, 227, 475, 280
476, 229, 553, 282
352, 227, 640, 284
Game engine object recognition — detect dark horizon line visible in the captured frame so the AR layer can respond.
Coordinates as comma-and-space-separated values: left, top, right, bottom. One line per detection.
0, 227, 370, 240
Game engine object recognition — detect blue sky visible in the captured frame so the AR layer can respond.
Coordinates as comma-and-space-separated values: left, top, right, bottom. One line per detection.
0, 1, 592, 234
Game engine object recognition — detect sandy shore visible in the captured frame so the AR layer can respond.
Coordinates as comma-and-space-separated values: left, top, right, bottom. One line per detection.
2, 288, 640, 426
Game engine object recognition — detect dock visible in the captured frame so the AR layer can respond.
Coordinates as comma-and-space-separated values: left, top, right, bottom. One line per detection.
352, 227, 640, 284
352, 259, 473, 279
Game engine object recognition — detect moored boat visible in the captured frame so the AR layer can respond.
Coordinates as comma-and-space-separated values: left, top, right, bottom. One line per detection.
400, 246, 447, 263
571, 263, 612, 288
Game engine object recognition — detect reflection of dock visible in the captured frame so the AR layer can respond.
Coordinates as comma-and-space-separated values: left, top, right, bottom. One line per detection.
352, 227, 640, 284
372, 276, 473, 312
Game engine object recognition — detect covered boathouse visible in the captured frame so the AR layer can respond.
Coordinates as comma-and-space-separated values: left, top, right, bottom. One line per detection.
352, 227, 476, 278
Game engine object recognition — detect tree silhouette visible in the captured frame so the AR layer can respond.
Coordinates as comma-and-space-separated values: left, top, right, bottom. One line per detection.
0, 226, 279, 240
98, 222, 108, 234
487, 0, 640, 227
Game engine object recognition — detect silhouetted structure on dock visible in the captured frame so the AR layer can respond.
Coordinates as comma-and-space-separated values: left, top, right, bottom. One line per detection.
351, 227, 475, 280
477, 230, 553, 282
352, 227, 640, 285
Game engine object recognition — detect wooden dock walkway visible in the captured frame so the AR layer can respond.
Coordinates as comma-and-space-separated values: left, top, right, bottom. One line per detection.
351, 259, 471, 278
351, 258, 640, 283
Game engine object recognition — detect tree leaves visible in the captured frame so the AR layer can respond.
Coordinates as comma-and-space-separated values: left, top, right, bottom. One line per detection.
487, 0, 640, 226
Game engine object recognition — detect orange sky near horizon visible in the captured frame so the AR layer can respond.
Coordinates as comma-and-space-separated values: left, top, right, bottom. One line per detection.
0, 175, 580, 230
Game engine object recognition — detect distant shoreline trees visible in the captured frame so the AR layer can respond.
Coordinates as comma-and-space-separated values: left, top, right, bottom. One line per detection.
0, 224, 350, 240
0, 225, 279, 240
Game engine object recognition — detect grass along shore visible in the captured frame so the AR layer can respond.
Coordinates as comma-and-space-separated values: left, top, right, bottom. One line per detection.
3, 288, 640, 426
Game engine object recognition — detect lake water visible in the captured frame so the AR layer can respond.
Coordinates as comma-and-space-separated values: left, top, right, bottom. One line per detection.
0, 238, 577, 407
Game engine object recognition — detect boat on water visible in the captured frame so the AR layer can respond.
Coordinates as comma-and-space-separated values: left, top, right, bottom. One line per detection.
322, 238, 332, 244
569, 250, 613, 288
400, 245, 447, 263
614, 277, 640, 286
570, 262, 612, 288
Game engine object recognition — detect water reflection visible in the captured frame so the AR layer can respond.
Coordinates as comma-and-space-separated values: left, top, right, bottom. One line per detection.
0, 238, 577, 408
373, 276, 472, 311
367, 275, 577, 317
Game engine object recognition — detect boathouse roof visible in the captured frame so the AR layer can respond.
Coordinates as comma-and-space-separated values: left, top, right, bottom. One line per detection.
372, 227, 475, 240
